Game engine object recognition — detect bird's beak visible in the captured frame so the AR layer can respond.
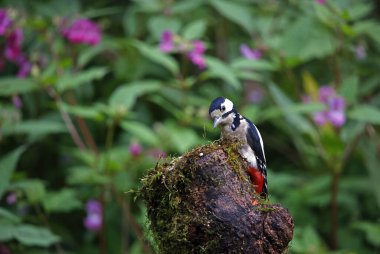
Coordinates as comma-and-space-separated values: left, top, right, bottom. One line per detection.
213, 116, 221, 128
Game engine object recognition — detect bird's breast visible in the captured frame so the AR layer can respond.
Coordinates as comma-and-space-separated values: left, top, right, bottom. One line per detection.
221, 119, 247, 141
220, 122, 258, 169
239, 144, 258, 169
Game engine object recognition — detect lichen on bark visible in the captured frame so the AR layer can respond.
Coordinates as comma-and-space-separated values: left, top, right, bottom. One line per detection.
140, 141, 294, 254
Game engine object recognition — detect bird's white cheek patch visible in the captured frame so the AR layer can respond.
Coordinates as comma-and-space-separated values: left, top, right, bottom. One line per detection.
222, 99, 234, 112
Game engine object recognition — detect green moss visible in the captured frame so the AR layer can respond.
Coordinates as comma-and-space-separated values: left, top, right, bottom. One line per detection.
140, 156, 197, 252
256, 206, 275, 212
140, 140, 267, 253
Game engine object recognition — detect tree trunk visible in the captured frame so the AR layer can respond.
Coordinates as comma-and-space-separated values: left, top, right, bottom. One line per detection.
141, 141, 294, 254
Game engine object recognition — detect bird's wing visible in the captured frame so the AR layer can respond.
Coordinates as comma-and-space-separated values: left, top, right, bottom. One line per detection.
245, 118, 266, 172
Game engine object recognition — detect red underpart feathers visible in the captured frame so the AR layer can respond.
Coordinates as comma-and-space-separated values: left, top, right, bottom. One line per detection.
247, 166, 264, 195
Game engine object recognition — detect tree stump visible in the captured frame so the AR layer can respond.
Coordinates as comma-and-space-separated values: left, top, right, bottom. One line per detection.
140, 141, 294, 254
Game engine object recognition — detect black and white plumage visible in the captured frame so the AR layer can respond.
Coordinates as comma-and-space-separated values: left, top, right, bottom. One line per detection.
209, 97, 268, 198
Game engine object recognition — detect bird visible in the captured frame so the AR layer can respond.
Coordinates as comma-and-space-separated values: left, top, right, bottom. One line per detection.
209, 97, 267, 198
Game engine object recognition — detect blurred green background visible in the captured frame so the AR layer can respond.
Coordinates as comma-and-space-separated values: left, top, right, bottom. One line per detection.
1, 0, 380, 253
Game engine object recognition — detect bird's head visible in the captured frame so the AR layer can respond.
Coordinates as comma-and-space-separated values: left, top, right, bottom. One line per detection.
209, 97, 235, 128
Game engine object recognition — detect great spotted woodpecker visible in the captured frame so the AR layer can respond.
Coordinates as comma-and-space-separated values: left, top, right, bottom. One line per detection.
209, 97, 268, 198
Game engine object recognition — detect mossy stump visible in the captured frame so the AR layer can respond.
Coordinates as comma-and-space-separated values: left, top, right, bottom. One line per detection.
141, 141, 294, 254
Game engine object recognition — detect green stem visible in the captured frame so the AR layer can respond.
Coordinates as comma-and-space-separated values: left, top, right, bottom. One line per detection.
66, 92, 99, 155
329, 130, 364, 250
115, 191, 153, 254
34, 204, 65, 254
98, 121, 116, 254
99, 194, 107, 254
105, 120, 115, 155
330, 172, 339, 250
47, 88, 86, 150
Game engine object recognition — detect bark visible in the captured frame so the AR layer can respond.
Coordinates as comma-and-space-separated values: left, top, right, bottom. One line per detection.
141, 141, 294, 254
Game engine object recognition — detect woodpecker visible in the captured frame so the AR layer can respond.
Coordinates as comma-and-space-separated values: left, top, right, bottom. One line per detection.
209, 97, 267, 198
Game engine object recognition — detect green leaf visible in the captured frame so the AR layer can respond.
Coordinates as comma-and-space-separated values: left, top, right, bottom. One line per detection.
132, 40, 179, 75
291, 226, 327, 253
0, 146, 26, 199
121, 121, 159, 145
268, 84, 317, 138
12, 180, 46, 204
158, 121, 200, 153
148, 16, 182, 40
234, 71, 264, 83
60, 103, 104, 121
0, 223, 14, 241
113, 171, 135, 192
56, 67, 108, 92
261, 103, 326, 121
0, 207, 21, 224
183, 19, 207, 40
352, 20, 380, 44
353, 222, 380, 247
361, 140, 380, 209
346, 3, 373, 21
0, 222, 59, 247
0, 78, 39, 96
67, 166, 110, 185
171, 0, 203, 14
281, 16, 337, 61
42, 189, 81, 213
14, 225, 60, 247
339, 76, 358, 103
78, 42, 111, 67
132, 0, 161, 12
109, 80, 162, 110
348, 105, 380, 124
82, 6, 121, 18
209, 0, 253, 32
36, 0, 79, 17
204, 57, 240, 90
70, 149, 97, 167
231, 58, 277, 71
2, 120, 67, 137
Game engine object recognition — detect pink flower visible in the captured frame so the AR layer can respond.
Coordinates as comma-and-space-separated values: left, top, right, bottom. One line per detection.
4, 28, 23, 61
315, 0, 326, 4
129, 142, 142, 157
327, 96, 346, 127
313, 111, 328, 126
6, 192, 17, 205
0, 9, 12, 36
318, 85, 335, 103
12, 95, 22, 108
188, 40, 206, 69
240, 44, 262, 60
84, 212, 102, 231
84, 200, 102, 232
62, 18, 101, 46
86, 199, 102, 214
308, 86, 346, 128
159, 30, 174, 53
17, 58, 32, 78
355, 44, 366, 60
159, 31, 207, 69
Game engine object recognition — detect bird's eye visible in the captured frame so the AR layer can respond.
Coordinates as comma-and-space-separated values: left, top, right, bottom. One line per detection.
221, 106, 226, 111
